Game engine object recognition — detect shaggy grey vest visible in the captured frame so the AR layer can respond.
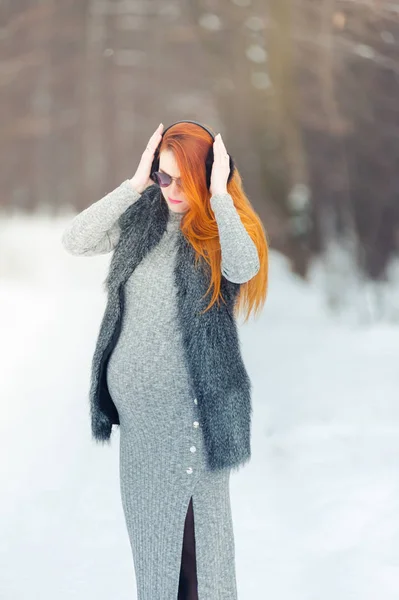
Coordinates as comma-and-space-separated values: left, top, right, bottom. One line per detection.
89, 184, 252, 472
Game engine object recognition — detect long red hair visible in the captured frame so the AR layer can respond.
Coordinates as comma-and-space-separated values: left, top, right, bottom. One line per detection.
159, 122, 269, 323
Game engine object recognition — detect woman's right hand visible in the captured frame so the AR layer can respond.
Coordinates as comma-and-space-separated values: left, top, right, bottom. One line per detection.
129, 123, 164, 194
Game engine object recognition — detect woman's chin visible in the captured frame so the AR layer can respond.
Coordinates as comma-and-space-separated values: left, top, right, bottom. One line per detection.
167, 201, 188, 213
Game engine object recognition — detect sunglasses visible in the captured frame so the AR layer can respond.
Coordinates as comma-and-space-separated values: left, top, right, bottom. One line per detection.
152, 171, 183, 189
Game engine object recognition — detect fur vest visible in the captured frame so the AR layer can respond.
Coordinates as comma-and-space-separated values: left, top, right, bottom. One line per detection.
89, 184, 252, 472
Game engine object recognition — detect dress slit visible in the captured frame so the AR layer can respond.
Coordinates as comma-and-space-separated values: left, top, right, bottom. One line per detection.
178, 496, 199, 600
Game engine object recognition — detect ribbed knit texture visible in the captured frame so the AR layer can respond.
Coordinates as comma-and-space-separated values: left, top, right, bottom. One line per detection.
62, 180, 260, 599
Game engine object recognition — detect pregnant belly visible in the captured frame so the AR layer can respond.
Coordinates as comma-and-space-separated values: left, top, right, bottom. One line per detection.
106, 351, 192, 440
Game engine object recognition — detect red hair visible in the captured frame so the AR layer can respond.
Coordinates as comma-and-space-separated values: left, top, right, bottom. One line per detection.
159, 122, 269, 322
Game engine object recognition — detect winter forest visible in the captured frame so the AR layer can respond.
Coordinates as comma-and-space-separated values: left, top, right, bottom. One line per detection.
1, 1, 399, 599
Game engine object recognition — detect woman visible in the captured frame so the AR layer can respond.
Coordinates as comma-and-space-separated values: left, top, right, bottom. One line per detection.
62, 121, 268, 599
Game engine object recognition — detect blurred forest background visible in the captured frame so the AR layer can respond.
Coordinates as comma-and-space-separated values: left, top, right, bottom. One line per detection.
2, 0, 399, 317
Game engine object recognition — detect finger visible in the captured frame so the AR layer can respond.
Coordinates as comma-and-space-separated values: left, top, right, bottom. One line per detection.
214, 135, 223, 155
214, 137, 228, 162
215, 133, 226, 152
146, 135, 162, 155
154, 123, 163, 139
218, 138, 229, 160
218, 135, 227, 152
148, 132, 160, 148
148, 123, 163, 145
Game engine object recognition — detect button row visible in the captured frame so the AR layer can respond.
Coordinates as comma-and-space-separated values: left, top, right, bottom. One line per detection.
187, 399, 199, 474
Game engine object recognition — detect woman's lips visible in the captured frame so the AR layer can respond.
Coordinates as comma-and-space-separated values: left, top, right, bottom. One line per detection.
168, 197, 182, 204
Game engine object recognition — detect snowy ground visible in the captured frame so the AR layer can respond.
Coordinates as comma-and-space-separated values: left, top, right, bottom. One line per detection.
1, 214, 398, 599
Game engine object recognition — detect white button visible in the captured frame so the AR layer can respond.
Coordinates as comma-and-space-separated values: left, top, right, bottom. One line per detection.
186, 467, 193, 474
194, 398, 198, 405
190, 446, 196, 453
193, 421, 199, 428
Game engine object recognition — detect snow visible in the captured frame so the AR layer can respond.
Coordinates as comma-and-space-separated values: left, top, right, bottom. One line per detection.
1, 214, 398, 599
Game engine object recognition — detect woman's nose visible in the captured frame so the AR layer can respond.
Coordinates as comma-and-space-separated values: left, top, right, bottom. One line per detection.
172, 181, 180, 196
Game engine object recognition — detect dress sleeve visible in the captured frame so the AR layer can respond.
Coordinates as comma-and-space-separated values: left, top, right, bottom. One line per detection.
210, 192, 260, 284
61, 180, 142, 256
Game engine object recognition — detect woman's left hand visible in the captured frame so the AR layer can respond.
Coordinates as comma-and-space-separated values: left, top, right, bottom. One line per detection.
210, 133, 230, 196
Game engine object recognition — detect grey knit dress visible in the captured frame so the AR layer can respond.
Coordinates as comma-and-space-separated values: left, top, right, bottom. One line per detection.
62, 180, 260, 600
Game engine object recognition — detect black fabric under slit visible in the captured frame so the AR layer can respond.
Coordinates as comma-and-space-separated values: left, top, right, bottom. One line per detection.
178, 496, 198, 599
